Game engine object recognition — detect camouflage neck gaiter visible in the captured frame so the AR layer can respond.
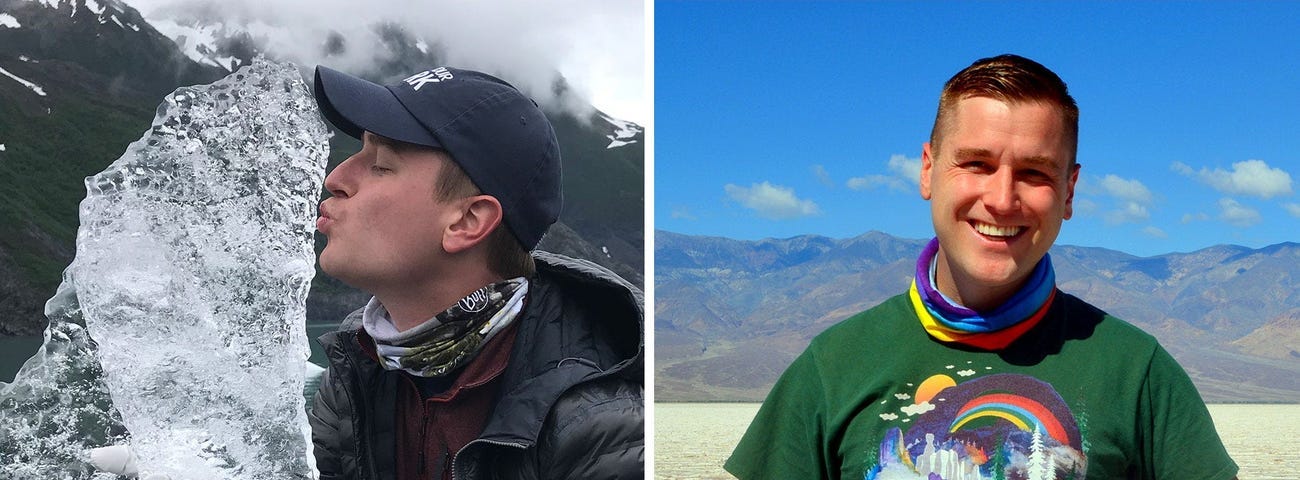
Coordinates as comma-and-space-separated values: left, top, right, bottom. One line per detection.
362, 277, 528, 377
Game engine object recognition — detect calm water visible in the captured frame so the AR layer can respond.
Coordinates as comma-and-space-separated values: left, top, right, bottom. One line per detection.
655, 402, 1299, 480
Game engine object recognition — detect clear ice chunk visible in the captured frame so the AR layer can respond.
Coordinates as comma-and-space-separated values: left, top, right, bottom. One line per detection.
0, 58, 329, 479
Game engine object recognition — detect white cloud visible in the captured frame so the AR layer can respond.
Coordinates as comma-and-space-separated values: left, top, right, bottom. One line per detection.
670, 207, 696, 221
1218, 198, 1261, 227
893, 393, 911, 400
724, 182, 820, 220
811, 164, 834, 188
879, 413, 898, 421
888, 154, 922, 185
1080, 174, 1153, 225
1173, 160, 1293, 199
956, 369, 975, 377
1098, 174, 1153, 203
1285, 203, 1300, 218
846, 154, 920, 192
1104, 201, 1150, 225
1181, 212, 1210, 224
846, 174, 906, 192
1142, 226, 1168, 238
125, 0, 646, 122
900, 401, 936, 416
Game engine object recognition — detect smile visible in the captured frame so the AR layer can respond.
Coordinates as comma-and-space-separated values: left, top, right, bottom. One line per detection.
973, 221, 1024, 238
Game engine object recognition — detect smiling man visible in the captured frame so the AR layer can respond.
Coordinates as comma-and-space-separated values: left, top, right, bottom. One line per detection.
726, 55, 1237, 480
308, 65, 643, 480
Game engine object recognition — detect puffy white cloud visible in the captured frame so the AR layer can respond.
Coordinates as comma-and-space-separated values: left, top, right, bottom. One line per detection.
956, 369, 976, 377
888, 154, 922, 185
846, 154, 920, 192
1173, 160, 1293, 199
724, 182, 820, 220
901, 401, 936, 416
1080, 174, 1154, 225
878, 413, 899, 421
894, 393, 911, 400
1218, 198, 1261, 227
1098, 174, 1154, 203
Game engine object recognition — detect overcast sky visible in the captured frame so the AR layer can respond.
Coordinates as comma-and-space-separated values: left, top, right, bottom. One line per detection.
123, 0, 646, 123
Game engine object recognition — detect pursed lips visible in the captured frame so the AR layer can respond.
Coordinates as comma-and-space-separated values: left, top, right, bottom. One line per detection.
317, 204, 335, 233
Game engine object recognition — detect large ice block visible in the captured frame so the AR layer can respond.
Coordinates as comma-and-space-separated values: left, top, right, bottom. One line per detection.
1, 58, 329, 479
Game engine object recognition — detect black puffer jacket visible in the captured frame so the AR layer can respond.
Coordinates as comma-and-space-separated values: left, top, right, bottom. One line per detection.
308, 252, 644, 480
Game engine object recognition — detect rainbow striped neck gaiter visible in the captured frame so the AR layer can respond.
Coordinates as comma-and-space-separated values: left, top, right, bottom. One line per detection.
909, 238, 1056, 350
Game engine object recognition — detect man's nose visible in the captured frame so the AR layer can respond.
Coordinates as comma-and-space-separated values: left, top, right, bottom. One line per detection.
983, 167, 1019, 213
323, 155, 360, 199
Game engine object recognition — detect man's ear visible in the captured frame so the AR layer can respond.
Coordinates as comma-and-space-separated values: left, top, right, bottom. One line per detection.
920, 142, 935, 200
442, 195, 504, 254
1063, 162, 1081, 220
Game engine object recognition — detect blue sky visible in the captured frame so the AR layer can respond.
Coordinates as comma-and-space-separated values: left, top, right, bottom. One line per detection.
654, 1, 1300, 257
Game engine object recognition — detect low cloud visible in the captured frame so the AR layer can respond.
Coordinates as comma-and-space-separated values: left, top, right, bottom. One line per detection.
1142, 226, 1168, 238
846, 175, 906, 192
724, 182, 820, 220
1173, 160, 1293, 199
1080, 174, 1153, 225
888, 155, 922, 185
1285, 203, 1300, 218
127, 0, 645, 122
1181, 212, 1210, 224
1098, 174, 1153, 203
846, 154, 920, 192
1218, 198, 1261, 227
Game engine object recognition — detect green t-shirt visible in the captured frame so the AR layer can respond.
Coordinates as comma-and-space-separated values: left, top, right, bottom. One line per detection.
725, 291, 1238, 480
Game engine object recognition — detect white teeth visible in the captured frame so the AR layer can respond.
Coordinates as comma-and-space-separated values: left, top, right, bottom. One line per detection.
974, 222, 1023, 237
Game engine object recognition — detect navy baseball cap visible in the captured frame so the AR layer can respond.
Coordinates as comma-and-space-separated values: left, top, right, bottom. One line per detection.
313, 65, 562, 250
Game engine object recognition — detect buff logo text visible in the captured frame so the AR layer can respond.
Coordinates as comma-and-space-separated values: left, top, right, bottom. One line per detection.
459, 288, 491, 313
404, 67, 455, 91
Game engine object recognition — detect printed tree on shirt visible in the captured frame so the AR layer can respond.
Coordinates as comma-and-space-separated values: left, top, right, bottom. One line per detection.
1027, 425, 1051, 480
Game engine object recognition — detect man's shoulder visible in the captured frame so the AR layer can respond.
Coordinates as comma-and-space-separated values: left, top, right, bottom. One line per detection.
532, 251, 642, 299
1053, 290, 1162, 346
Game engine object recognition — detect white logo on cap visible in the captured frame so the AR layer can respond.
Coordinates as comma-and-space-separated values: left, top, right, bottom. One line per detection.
404, 67, 454, 91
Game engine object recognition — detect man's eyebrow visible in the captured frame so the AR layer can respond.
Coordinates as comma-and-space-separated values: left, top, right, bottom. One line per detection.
953, 148, 994, 159
1020, 155, 1063, 170
363, 131, 395, 148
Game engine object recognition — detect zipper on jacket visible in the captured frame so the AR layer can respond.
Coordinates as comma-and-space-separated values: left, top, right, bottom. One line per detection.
450, 438, 527, 480
418, 407, 430, 476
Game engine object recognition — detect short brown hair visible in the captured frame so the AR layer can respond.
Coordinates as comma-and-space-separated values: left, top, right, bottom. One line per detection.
430, 155, 537, 279
930, 54, 1079, 163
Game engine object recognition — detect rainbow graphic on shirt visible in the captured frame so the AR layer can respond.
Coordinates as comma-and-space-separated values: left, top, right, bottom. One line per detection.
866, 373, 1085, 480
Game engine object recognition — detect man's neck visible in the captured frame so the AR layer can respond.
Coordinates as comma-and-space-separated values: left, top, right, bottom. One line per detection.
933, 254, 1025, 313
374, 270, 504, 332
